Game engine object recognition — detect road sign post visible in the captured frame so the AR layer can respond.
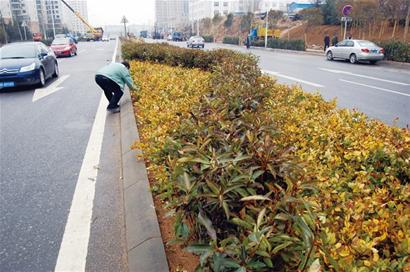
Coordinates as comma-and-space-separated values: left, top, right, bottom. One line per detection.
341, 5, 353, 40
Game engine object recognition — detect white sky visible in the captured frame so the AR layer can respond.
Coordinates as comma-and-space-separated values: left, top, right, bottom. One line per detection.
87, 0, 155, 26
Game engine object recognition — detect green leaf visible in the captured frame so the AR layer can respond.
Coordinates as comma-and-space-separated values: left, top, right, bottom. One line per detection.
186, 244, 212, 255
252, 170, 265, 180
241, 195, 271, 201
198, 211, 217, 241
231, 217, 253, 230
308, 259, 321, 272
271, 241, 293, 254
256, 208, 266, 229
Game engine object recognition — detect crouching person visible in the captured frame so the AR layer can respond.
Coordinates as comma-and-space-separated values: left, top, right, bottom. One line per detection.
95, 61, 135, 113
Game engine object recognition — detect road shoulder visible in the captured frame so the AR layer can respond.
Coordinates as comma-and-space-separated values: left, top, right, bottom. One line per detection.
120, 88, 169, 272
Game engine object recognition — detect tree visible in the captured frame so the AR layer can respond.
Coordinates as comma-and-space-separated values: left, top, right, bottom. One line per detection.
404, 0, 410, 40
224, 13, 234, 28
240, 12, 253, 32
321, 0, 340, 25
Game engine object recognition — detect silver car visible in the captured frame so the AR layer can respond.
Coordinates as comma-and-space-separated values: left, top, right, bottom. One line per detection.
187, 36, 205, 48
326, 39, 384, 64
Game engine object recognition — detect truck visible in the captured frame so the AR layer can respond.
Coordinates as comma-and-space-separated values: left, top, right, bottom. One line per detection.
59, 0, 103, 41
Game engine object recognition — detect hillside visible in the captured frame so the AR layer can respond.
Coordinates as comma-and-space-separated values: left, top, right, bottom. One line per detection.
198, 15, 410, 49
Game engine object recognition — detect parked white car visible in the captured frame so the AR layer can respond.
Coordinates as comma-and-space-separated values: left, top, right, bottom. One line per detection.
325, 39, 384, 64
187, 36, 205, 48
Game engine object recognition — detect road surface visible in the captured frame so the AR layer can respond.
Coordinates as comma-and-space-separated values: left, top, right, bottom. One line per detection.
0, 40, 127, 271
168, 40, 410, 128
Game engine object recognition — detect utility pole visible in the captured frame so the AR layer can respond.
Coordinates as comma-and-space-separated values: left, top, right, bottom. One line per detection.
121, 16, 128, 38
265, 10, 269, 48
22, 21, 27, 40
196, 19, 199, 35
49, 0, 56, 38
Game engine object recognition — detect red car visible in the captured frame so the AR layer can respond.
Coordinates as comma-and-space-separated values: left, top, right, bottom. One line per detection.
50, 38, 77, 57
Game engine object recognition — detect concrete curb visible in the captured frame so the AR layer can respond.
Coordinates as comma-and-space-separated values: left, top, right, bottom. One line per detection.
118, 45, 169, 271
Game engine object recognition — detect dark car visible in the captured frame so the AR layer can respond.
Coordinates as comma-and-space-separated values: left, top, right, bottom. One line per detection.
172, 32, 183, 41
0, 42, 59, 89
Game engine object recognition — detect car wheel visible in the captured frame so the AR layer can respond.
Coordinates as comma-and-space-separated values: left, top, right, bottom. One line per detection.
326, 51, 333, 61
349, 53, 357, 64
53, 62, 59, 78
70, 50, 75, 57
74, 50, 77, 56
201, 45, 205, 48
38, 68, 46, 87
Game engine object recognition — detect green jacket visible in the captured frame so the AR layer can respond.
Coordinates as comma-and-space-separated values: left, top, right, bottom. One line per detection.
96, 62, 135, 90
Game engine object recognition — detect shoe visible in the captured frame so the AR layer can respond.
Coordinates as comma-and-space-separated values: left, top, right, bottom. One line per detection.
107, 107, 120, 113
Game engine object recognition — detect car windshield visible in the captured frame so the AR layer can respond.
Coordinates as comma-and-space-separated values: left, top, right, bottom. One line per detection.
0, 44, 37, 59
357, 41, 377, 47
52, 38, 70, 45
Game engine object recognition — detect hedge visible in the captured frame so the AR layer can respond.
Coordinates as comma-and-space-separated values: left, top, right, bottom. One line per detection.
202, 35, 214, 43
252, 38, 306, 51
379, 40, 410, 63
223, 36, 240, 45
124, 41, 410, 271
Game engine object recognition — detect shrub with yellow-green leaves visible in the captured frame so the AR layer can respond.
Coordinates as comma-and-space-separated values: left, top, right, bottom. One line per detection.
126, 41, 410, 271
265, 86, 410, 271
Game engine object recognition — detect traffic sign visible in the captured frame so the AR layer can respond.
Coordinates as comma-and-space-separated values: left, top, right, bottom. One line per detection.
342, 5, 353, 16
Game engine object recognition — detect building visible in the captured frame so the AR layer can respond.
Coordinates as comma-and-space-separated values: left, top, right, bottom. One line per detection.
155, 0, 189, 31
0, 0, 12, 22
189, 0, 258, 22
61, 0, 88, 34
35, 0, 65, 38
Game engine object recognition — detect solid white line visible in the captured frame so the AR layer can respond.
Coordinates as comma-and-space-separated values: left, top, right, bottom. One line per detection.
32, 75, 70, 102
340, 79, 410, 97
54, 37, 118, 272
262, 70, 324, 88
320, 67, 410, 86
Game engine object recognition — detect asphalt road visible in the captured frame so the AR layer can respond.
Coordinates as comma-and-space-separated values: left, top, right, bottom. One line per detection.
0, 41, 127, 271
167, 40, 410, 128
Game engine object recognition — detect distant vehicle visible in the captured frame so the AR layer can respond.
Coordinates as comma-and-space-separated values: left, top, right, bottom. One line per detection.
32, 32, 43, 41
172, 32, 183, 41
187, 36, 205, 48
51, 38, 77, 57
326, 39, 384, 64
167, 34, 172, 41
109, 36, 116, 40
60, 0, 103, 41
140, 30, 148, 38
0, 42, 59, 89
102, 36, 109, 42
54, 33, 78, 44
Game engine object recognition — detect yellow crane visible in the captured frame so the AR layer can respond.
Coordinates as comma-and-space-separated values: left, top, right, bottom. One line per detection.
59, 0, 103, 41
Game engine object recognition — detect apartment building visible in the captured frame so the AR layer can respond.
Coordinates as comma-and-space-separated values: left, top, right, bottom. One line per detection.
155, 0, 189, 31
189, 0, 258, 21
0, 0, 12, 22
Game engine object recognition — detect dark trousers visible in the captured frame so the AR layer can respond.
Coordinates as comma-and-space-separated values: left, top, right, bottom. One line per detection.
95, 74, 123, 109
324, 43, 330, 51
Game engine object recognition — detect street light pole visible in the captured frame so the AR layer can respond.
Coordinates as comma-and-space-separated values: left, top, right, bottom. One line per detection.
49, 0, 56, 38
265, 10, 269, 48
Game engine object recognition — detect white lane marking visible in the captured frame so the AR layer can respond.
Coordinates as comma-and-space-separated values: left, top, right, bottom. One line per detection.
32, 74, 70, 102
340, 79, 410, 97
54, 95, 107, 272
320, 67, 410, 86
54, 37, 119, 272
262, 70, 324, 88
